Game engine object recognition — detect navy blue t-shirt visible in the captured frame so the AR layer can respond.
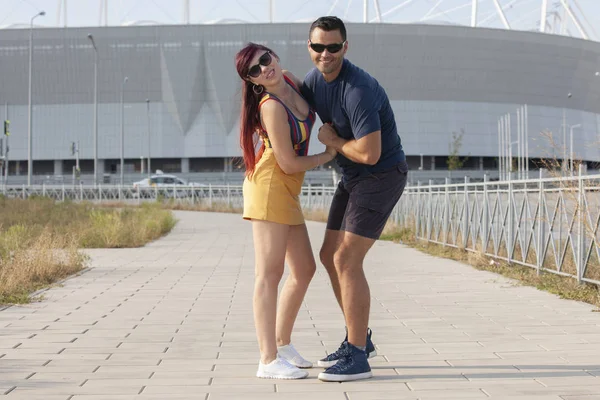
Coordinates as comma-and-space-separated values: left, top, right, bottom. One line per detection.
302, 58, 406, 179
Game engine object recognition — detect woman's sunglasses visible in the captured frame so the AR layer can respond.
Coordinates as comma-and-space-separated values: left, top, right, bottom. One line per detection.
247, 52, 273, 78
309, 41, 346, 54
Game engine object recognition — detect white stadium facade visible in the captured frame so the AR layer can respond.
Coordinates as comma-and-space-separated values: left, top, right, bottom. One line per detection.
0, 0, 599, 185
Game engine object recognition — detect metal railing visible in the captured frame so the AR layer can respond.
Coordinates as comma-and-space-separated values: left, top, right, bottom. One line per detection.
0, 182, 337, 211
2, 169, 599, 285
399, 167, 600, 285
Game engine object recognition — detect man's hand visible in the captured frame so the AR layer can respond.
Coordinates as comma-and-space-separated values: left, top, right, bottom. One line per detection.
318, 123, 339, 147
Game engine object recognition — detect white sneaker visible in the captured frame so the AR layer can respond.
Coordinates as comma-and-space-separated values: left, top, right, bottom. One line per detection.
277, 343, 313, 368
256, 356, 309, 379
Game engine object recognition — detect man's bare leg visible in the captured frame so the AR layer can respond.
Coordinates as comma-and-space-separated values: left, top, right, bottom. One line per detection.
333, 232, 375, 348
319, 229, 345, 311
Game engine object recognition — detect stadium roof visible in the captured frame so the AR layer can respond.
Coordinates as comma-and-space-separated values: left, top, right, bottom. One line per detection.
0, 0, 598, 42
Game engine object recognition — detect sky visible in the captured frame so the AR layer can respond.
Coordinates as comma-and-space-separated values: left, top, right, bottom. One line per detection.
0, 0, 598, 42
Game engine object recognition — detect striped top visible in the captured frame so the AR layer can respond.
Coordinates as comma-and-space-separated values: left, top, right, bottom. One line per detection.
258, 75, 316, 156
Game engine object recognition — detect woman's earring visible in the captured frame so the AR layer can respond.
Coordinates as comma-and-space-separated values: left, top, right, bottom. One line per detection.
253, 84, 264, 95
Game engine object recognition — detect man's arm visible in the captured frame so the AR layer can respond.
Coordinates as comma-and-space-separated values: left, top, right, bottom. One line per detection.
318, 124, 381, 165
318, 85, 382, 165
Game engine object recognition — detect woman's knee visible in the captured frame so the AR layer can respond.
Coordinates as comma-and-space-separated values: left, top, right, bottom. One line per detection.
255, 265, 284, 286
301, 261, 317, 282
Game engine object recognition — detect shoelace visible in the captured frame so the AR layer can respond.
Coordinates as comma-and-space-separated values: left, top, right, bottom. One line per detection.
323, 345, 341, 361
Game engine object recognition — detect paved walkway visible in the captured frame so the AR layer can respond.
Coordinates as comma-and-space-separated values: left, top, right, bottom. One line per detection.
2, 211, 600, 400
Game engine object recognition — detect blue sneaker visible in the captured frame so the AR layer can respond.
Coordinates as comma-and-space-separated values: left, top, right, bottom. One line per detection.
317, 328, 376, 368
318, 342, 373, 382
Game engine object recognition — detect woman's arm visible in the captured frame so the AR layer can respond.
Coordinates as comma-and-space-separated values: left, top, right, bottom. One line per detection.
260, 100, 335, 174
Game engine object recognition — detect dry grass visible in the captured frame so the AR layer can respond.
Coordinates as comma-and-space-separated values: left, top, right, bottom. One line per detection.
536, 131, 600, 281
0, 227, 85, 304
78, 203, 177, 248
0, 197, 177, 304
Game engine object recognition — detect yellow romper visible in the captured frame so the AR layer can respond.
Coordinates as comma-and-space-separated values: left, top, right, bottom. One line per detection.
243, 76, 316, 225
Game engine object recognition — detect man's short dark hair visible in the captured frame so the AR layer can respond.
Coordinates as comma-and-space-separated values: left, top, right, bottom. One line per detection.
309, 16, 347, 41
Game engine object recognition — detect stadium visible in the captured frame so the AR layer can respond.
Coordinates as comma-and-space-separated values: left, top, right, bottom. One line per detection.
0, 0, 599, 185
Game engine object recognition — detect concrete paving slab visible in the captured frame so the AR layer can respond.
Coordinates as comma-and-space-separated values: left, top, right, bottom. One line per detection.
1, 210, 600, 399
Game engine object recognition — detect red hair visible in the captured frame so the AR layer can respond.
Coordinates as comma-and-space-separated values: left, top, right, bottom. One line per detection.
235, 43, 278, 177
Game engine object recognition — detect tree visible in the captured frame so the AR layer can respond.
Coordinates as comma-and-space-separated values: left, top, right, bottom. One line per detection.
447, 129, 469, 171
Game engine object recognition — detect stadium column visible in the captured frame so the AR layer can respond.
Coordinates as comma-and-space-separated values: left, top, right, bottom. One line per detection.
223, 158, 232, 172
99, 159, 106, 182
181, 158, 189, 173
53, 160, 63, 176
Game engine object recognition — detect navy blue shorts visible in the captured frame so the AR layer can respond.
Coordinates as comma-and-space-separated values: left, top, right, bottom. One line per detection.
326, 161, 408, 240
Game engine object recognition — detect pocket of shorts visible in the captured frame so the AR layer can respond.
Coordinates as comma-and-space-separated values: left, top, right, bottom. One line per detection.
355, 196, 387, 214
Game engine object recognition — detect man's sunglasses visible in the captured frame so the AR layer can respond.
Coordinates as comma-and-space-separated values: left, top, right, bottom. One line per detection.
247, 52, 273, 78
309, 41, 346, 54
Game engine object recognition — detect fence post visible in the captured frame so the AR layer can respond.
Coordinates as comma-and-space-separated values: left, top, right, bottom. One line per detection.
443, 177, 450, 246
463, 176, 469, 248
416, 181, 421, 239
536, 168, 545, 275
427, 179, 433, 240
208, 183, 213, 208
507, 172, 514, 263
577, 164, 585, 282
482, 174, 489, 253
62, 183, 65, 202
22, 184, 25, 199
227, 183, 231, 207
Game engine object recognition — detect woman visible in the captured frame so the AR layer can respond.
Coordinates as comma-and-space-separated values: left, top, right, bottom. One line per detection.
235, 43, 336, 380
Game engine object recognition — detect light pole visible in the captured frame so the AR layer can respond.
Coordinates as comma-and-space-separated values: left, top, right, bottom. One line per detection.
563, 93, 572, 174
498, 118, 502, 180
569, 123, 581, 176
524, 104, 529, 179
146, 99, 151, 178
87, 33, 98, 186
27, 10, 45, 186
120, 76, 128, 186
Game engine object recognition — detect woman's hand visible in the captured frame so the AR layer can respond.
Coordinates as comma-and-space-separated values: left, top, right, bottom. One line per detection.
325, 145, 337, 159
318, 123, 339, 147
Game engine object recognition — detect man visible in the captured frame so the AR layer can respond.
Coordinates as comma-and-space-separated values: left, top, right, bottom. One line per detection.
302, 16, 408, 382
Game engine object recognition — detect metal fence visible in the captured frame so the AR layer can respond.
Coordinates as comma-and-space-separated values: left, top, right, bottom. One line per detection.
2, 169, 599, 285
0, 182, 337, 211
399, 168, 600, 285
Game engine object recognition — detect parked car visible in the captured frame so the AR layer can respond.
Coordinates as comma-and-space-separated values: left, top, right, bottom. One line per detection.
133, 172, 206, 198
